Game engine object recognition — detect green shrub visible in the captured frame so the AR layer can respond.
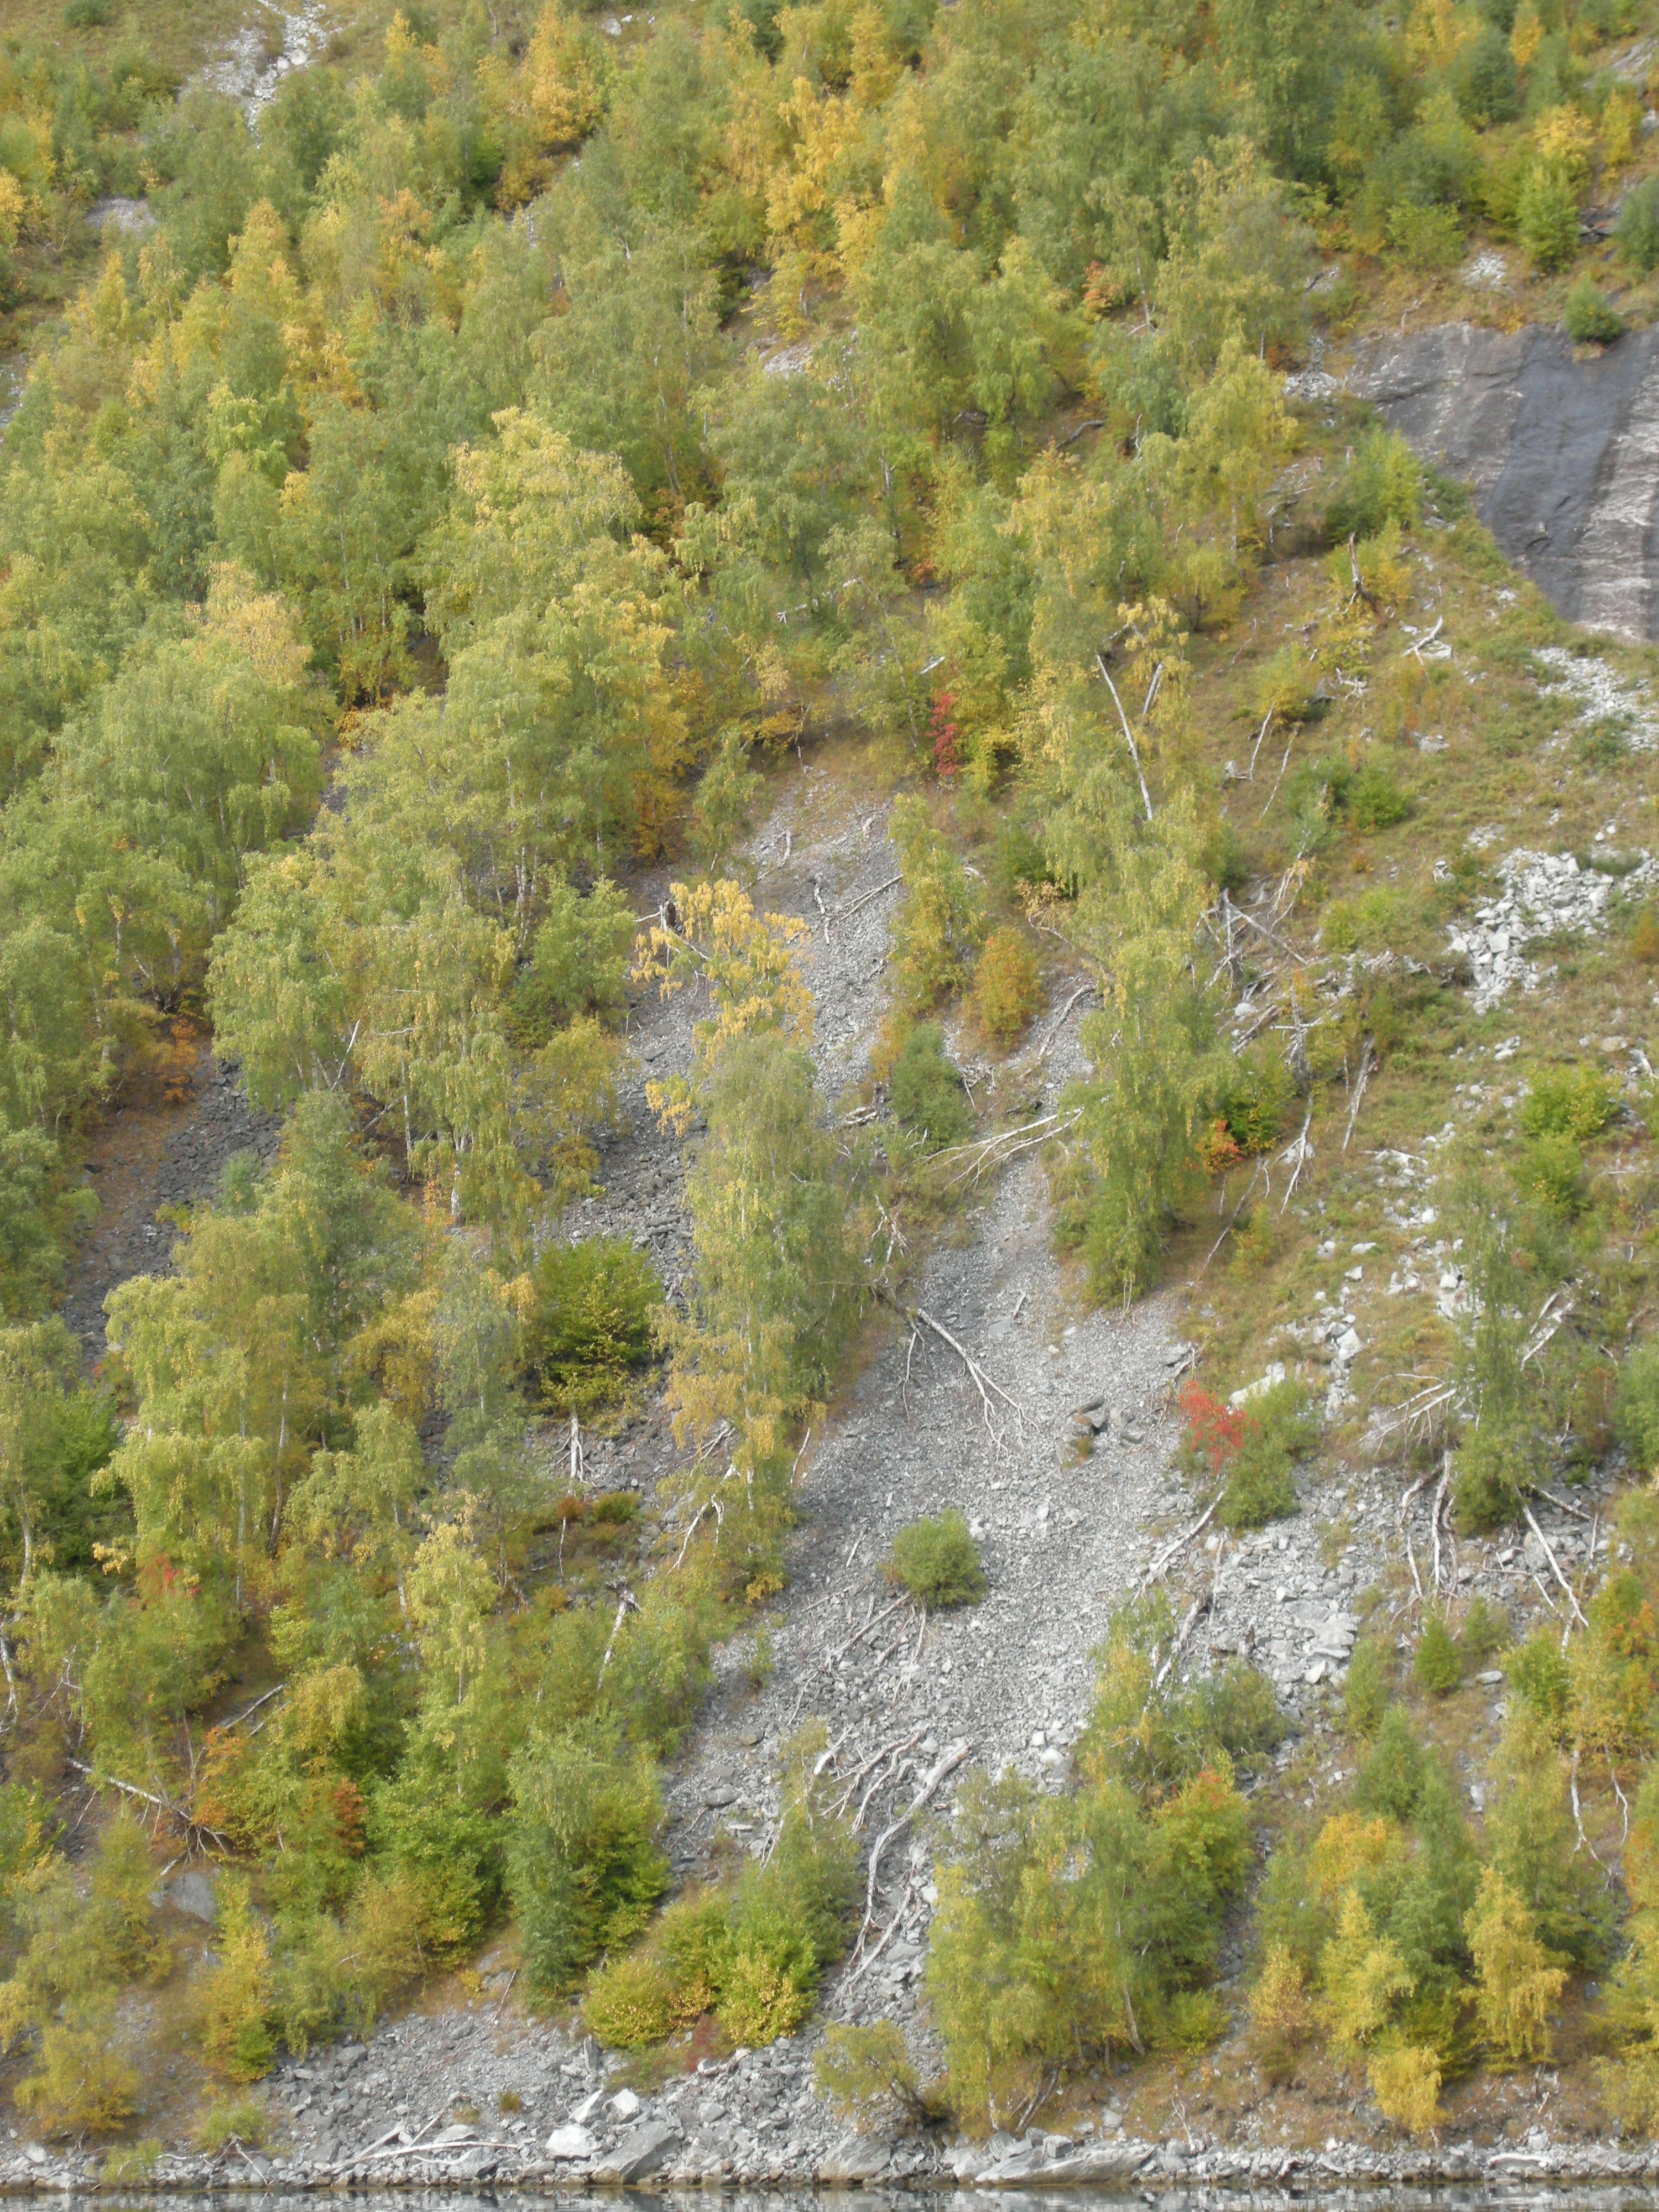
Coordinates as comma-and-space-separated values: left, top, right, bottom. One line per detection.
14, 2023, 137, 2136
507, 1725, 669, 1998
1217, 1380, 1317, 1530
1521, 1065, 1617, 1142
1324, 428, 1426, 545
583, 1953, 673, 2048
815, 2021, 934, 2120
196, 2096, 271, 2151
927, 1756, 1250, 2122
1386, 201, 1467, 270
101, 2138, 163, 2183
1508, 1627, 1572, 1726
1486, 1710, 1612, 1962
1081, 1592, 1286, 1794
714, 1903, 817, 2043
889, 795, 985, 1006
369, 1778, 503, 1958
1323, 886, 1411, 956
885, 1509, 985, 1606
1618, 175, 1659, 275
1453, 1421, 1525, 1531
1351, 761, 1411, 831
1356, 1707, 1426, 1822
1413, 1617, 1462, 1695
887, 1023, 972, 1151
1564, 276, 1624, 345
1517, 160, 1579, 274
972, 927, 1041, 1044
1459, 1594, 1507, 1666
990, 820, 1053, 901
197, 1878, 275, 2085
1344, 1637, 1392, 1736
1215, 1047, 1295, 1154
1517, 1129, 1585, 1214
1618, 1345, 1659, 1472
1251, 645, 1320, 724
528, 1237, 662, 1416
578, 1734, 856, 2050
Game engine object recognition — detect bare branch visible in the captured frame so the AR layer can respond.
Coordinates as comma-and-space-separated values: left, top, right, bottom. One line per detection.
843, 1740, 973, 1984
1095, 653, 1155, 823
1342, 1036, 1376, 1152
1140, 1494, 1223, 1593
1523, 1503, 1589, 1630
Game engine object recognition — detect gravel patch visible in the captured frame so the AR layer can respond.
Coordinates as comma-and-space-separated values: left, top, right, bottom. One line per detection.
1446, 845, 1658, 1010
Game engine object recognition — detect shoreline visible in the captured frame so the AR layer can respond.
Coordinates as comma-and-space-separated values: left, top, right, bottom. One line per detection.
15, 2137, 1659, 2195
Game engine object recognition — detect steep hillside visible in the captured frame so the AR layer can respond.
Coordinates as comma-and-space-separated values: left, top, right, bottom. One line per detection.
9, 0, 1659, 2187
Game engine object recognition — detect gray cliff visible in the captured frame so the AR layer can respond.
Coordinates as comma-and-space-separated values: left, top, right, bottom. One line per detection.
1352, 319, 1659, 640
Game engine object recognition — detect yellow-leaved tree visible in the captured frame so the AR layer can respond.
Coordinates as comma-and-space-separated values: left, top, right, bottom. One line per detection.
638, 880, 849, 1590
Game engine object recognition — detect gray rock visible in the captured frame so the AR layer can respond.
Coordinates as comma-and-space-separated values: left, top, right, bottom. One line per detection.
817, 2131, 892, 2183
590, 2119, 680, 2183
1040, 2145, 1156, 2183
166, 1871, 218, 1922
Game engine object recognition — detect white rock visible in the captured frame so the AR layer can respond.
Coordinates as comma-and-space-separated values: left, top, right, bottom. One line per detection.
609, 2090, 643, 2122
546, 2125, 597, 2160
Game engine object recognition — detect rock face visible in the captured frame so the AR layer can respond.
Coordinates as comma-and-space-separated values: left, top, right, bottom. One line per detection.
1351, 321, 1659, 640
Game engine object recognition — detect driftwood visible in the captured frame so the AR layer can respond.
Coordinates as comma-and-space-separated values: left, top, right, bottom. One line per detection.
827, 1726, 926, 1825
1152, 1593, 1211, 1693
1277, 1109, 1314, 1216
1397, 1469, 1432, 1601
825, 1594, 909, 1672
65, 1756, 229, 1850
1428, 1455, 1449, 1594
1523, 1503, 1589, 1630
1342, 1036, 1376, 1153
844, 1740, 973, 1983
1033, 983, 1096, 1065
1257, 738, 1295, 821
1140, 1494, 1223, 1593
225, 1682, 288, 1733
1246, 704, 1276, 779
878, 1296, 1024, 1444
930, 1110, 1080, 1190
1343, 531, 1380, 615
595, 1586, 641, 1684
